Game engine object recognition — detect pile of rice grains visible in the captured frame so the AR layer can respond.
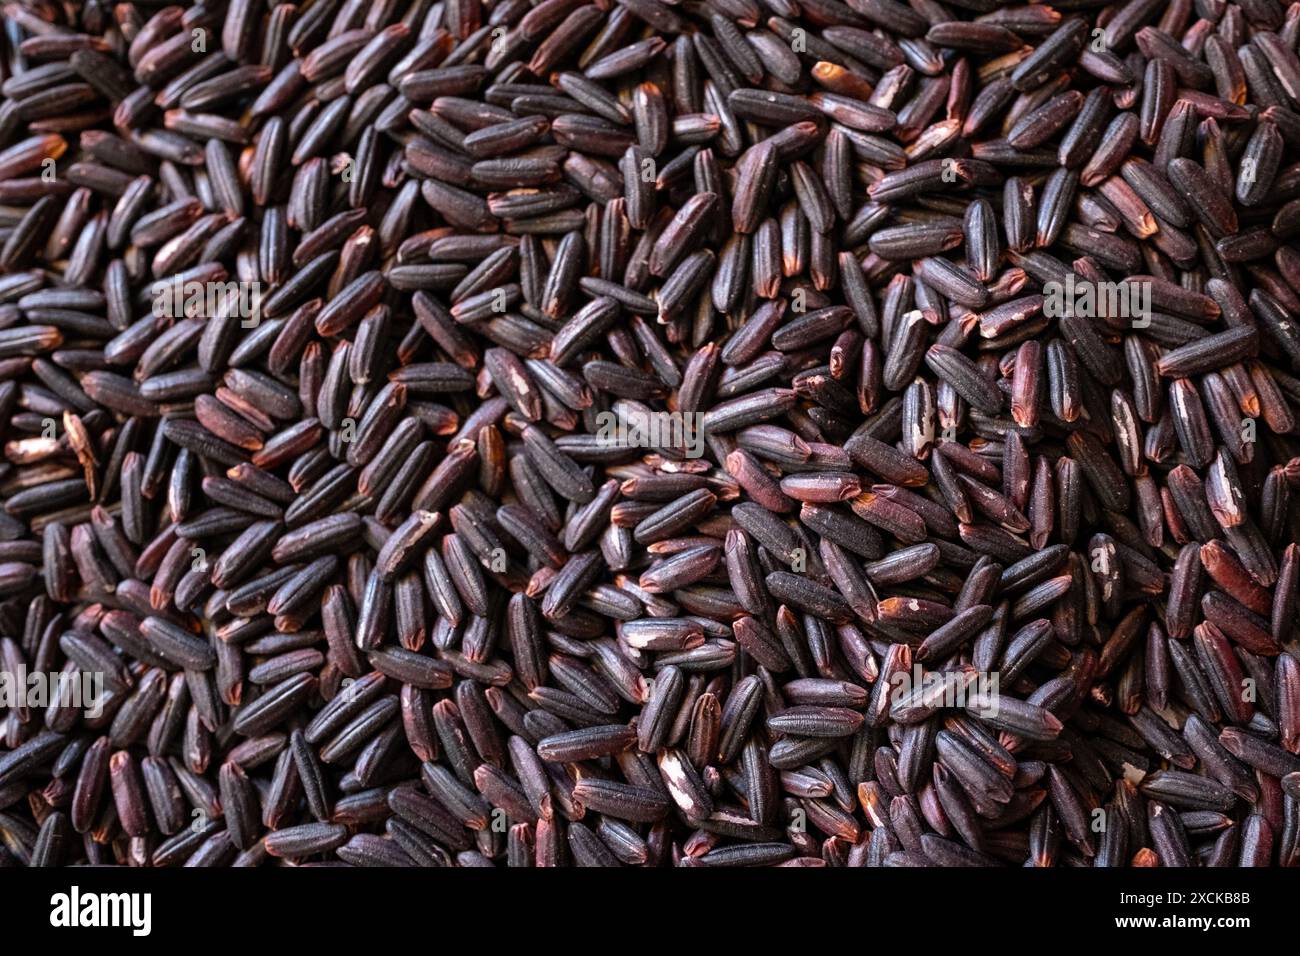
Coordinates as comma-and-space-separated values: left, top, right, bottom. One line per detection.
1, 0, 1300, 868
